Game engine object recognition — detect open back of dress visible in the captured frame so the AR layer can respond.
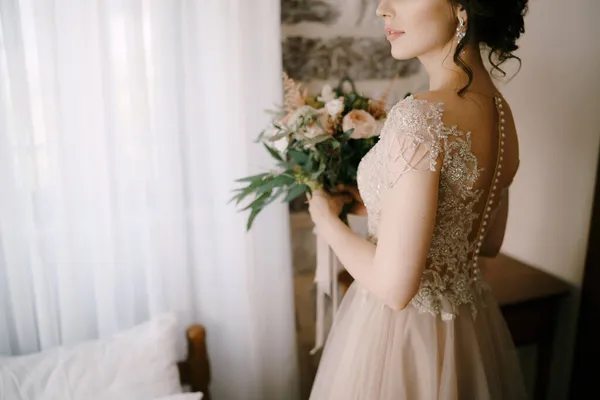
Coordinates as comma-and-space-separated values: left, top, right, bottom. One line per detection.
309, 95, 527, 400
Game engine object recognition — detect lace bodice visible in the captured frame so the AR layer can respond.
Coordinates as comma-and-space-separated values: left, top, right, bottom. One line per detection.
356, 95, 506, 320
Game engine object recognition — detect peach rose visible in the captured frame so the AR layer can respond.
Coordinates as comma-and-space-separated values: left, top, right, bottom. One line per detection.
342, 110, 379, 139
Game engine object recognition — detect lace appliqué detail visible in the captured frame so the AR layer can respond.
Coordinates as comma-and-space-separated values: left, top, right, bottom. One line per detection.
383, 103, 444, 188
357, 95, 490, 321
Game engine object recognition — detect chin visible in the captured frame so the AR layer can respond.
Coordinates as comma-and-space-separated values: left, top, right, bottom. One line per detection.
388, 40, 421, 60
389, 46, 419, 61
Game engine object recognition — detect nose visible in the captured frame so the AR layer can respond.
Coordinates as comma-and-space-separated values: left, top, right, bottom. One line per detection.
376, 0, 395, 19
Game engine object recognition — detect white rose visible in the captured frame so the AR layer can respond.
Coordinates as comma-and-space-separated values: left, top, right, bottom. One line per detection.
325, 97, 344, 117
317, 84, 335, 103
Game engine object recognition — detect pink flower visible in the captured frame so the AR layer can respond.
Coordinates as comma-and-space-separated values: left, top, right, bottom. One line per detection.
342, 110, 380, 139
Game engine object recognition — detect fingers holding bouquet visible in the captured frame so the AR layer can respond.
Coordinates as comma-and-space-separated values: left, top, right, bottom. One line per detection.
306, 188, 354, 226
335, 184, 367, 216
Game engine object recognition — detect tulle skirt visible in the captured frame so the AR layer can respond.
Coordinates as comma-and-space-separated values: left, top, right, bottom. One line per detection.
309, 282, 528, 400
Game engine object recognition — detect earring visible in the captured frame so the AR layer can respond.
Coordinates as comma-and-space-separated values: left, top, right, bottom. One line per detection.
456, 17, 466, 44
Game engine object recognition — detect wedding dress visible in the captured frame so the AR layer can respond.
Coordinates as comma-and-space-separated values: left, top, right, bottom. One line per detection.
309, 94, 528, 399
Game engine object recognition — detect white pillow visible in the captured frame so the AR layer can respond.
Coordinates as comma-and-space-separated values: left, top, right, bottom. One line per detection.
0, 313, 184, 400
154, 393, 203, 400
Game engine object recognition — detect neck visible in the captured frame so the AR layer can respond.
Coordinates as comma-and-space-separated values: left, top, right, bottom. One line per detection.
418, 44, 490, 94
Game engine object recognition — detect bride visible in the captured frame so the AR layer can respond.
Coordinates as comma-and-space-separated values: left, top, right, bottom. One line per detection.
306, 0, 529, 398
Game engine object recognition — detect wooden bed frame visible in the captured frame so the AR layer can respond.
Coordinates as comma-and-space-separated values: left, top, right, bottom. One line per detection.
177, 325, 212, 400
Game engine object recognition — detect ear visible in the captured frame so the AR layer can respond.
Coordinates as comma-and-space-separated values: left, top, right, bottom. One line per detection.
455, 6, 468, 23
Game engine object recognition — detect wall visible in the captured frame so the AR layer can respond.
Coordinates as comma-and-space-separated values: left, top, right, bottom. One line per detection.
499, 0, 600, 398
281, 0, 428, 104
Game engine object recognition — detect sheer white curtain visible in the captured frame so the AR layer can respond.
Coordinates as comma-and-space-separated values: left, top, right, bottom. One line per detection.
0, 1, 298, 398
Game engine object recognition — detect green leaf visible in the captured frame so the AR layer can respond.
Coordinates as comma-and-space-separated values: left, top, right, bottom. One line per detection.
242, 191, 271, 211
302, 134, 332, 146
311, 160, 327, 180
343, 129, 354, 141
288, 149, 309, 164
229, 177, 268, 205
247, 206, 262, 231
256, 174, 295, 194
264, 187, 285, 207
263, 143, 283, 161
276, 159, 293, 170
284, 184, 309, 202
234, 172, 270, 183
305, 185, 315, 197
281, 172, 296, 180
243, 187, 286, 231
269, 129, 291, 141
303, 155, 314, 173
266, 189, 286, 211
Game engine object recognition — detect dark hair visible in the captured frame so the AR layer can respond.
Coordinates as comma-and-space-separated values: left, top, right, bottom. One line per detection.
450, 0, 529, 96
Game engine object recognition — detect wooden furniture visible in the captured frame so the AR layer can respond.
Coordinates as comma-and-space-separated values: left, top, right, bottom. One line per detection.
338, 253, 570, 400
480, 254, 570, 400
177, 325, 212, 400
569, 155, 600, 398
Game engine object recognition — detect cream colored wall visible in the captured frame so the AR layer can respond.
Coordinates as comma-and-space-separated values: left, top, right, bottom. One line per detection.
501, 0, 600, 285
498, 0, 600, 398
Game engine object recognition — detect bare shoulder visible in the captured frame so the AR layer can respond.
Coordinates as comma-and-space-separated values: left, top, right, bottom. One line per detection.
412, 90, 456, 104
412, 90, 479, 119
414, 90, 520, 184
412, 90, 503, 133
408, 90, 454, 112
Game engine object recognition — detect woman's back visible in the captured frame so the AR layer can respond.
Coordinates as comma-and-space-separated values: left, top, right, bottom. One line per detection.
431, 89, 520, 195
432, 90, 520, 256
355, 90, 519, 320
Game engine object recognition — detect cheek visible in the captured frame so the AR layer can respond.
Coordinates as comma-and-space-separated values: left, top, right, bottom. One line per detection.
392, 0, 455, 57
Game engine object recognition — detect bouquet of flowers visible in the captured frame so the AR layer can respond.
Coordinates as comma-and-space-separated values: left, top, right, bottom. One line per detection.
231, 73, 392, 230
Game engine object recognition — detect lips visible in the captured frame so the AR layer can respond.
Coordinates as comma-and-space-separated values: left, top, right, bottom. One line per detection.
385, 27, 404, 41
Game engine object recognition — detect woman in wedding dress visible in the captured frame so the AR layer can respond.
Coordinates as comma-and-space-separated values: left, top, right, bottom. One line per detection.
306, 0, 529, 399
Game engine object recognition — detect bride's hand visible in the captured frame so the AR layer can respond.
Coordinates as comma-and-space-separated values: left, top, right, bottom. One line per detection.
336, 184, 367, 216
306, 189, 352, 228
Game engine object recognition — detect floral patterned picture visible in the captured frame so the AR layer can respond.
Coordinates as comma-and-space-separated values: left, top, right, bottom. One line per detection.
281, 0, 421, 81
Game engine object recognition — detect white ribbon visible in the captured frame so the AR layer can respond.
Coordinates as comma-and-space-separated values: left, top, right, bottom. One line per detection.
310, 214, 368, 354
310, 233, 336, 355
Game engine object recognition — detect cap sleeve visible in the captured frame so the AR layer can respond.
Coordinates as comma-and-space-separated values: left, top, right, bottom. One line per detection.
380, 96, 446, 189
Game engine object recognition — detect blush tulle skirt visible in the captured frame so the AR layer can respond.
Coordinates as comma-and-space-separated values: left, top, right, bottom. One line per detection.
308, 283, 528, 400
